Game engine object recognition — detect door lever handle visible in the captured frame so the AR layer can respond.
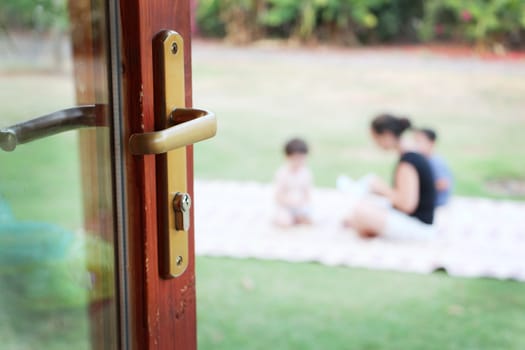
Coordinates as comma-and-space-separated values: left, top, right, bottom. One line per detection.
128, 107, 216, 155
138, 29, 218, 279
0, 105, 106, 152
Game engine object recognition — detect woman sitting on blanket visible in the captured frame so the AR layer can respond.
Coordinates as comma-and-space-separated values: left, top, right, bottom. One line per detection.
344, 114, 436, 240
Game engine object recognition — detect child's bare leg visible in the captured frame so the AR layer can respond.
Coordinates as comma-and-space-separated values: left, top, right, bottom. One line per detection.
295, 215, 312, 225
344, 199, 387, 238
274, 208, 294, 228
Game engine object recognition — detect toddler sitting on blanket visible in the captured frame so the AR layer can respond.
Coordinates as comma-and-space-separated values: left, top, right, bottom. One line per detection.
273, 138, 313, 227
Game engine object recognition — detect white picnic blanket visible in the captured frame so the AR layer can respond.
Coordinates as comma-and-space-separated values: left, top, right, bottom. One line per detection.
195, 180, 525, 281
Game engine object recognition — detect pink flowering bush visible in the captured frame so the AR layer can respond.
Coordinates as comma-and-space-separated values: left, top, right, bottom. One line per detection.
419, 0, 525, 49
460, 10, 473, 22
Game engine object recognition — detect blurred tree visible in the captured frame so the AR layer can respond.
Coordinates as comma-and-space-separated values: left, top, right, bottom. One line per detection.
0, 0, 68, 31
419, 0, 525, 50
196, 0, 226, 37
193, 0, 525, 48
0, 0, 69, 69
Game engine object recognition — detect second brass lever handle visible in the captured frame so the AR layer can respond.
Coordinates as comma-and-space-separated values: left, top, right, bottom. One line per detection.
128, 107, 216, 155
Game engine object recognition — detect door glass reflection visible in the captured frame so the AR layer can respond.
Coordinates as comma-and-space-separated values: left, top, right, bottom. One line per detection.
0, 1, 118, 349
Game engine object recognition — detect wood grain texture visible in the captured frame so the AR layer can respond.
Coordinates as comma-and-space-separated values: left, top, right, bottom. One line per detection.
119, 0, 196, 349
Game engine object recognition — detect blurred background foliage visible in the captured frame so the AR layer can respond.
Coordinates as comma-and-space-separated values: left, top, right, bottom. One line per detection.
0, 0, 68, 32
2, 0, 524, 49
196, 0, 525, 49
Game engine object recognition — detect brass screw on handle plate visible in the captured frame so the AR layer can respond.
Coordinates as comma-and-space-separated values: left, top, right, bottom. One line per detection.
171, 42, 178, 54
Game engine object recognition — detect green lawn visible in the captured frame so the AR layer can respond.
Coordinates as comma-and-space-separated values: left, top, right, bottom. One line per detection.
0, 75, 94, 349
197, 257, 525, 350
192, 44, 525, 199
1, 44, 525, 349
0, 75, 82, 228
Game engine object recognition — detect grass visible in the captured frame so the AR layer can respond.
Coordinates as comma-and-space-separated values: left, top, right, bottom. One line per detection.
192, 43, 525, 199
0, 75, 91, 349
0, 133, 83, 227
196, 257, 525, 350
0, 292, 90, 350
0, 75, 82, 228
1, 43, 525, 349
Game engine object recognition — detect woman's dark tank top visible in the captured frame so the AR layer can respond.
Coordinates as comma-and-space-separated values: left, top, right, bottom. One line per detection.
396, 152, 436, 224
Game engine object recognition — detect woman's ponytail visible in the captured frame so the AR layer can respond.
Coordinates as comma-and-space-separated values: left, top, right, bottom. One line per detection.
398, 117, 412, 134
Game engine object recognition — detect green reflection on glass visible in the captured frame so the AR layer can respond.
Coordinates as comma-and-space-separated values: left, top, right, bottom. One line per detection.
0, 0, 117, 348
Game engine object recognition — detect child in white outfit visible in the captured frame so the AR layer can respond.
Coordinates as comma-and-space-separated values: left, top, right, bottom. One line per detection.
273, 138, 313, 227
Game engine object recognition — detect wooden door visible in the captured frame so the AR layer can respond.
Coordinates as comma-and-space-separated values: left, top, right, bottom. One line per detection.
0, 0, 198, 348
0, 0, 120, 349
119, 1, 198, 349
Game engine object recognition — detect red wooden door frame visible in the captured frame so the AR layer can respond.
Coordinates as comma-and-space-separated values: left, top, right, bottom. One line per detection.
119, 1, 196, 348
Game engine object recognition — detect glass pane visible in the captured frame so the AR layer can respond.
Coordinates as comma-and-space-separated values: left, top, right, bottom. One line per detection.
0, 1, 118, 349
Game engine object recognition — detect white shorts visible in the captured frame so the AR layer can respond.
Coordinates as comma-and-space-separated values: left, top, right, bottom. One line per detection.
273, 205, 312, 225
289, 206, 312, 219
381, 209, 436, 241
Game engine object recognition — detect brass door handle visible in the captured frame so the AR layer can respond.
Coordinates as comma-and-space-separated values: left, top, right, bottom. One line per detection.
0, 105, 106, 152
141, 29, 218, 279
128, 107, 216, 155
